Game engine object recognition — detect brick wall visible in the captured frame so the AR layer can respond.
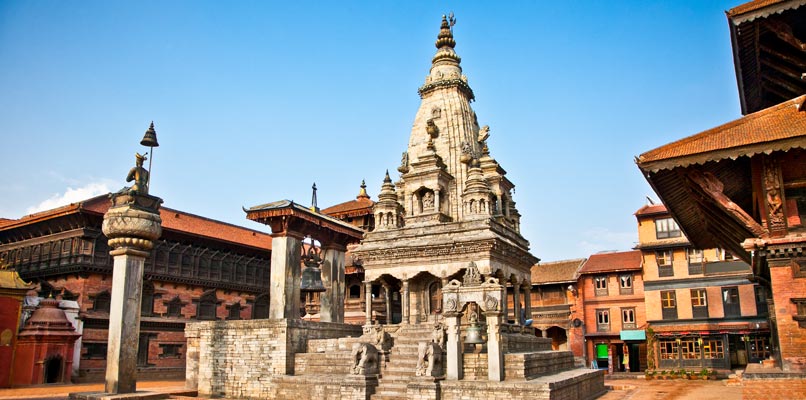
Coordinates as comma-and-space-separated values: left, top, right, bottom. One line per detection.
770, 262, 806, 371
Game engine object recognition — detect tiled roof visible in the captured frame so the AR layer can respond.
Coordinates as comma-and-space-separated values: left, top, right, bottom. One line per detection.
637, 95, 806, 172
0, 218, 16, 228
727, 0, 804, 19
531, 259, 585, 284
1, 195, 272, 251
322, 197, 374, 218
634, 204, 668, 217
578, 250, 642, 275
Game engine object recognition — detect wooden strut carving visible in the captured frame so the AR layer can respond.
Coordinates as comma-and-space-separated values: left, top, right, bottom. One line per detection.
762, 155, 788, 236
687, 170, 766, 238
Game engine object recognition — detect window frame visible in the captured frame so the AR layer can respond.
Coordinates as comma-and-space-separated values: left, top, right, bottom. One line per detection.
655, 217, 682, 239
661, 290, 678, 320
596, 308, 610, 332
621, 307, 636, 330
619, 274, 633, 295
594, 275, 608, 296
691, 288, 708, 319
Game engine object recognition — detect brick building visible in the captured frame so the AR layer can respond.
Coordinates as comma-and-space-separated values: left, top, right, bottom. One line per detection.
0, 195, 272, 381
577, 250, 646, 373
526, 259, 585, 357
637, 0, 806, 396
635, 203, 770, 371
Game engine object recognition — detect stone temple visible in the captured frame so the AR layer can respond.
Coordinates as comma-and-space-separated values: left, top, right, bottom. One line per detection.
183, 16, 605, 400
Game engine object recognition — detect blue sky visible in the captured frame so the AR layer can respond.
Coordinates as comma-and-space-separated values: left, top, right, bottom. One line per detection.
0, 1, 743, 261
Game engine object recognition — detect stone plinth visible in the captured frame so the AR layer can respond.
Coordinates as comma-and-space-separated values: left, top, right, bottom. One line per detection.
101, 192, 162, 394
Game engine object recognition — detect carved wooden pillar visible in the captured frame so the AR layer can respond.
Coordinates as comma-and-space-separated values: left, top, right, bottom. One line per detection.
762, 155, 788, 237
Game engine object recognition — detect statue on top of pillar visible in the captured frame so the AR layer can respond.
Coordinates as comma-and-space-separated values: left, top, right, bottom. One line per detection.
126, 152, 150, 195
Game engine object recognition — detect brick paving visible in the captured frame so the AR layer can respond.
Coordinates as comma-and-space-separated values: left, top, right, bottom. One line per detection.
0, 377, 748, 400
0, 380, 185, 400
601, 378, 742, 400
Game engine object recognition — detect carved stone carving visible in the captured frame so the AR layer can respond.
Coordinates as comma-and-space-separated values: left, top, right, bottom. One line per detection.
483, 294, 499, 312
444, 297, 457, 312
102, 205, 162, 252
350, 342, 379, 376
415, 341, 443, 377
398, 151, 410, 173
462, 262, 481, 286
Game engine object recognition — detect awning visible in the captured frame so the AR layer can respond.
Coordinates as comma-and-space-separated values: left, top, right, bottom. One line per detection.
620, 330, 646, 341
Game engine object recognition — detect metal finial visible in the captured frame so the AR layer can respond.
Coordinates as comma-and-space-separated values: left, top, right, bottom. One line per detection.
384, 170, 391, 183
357, 180, 369, 199
310, 183, 319, 213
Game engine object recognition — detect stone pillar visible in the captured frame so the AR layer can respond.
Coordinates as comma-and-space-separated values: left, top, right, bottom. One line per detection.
402, 279, 410, 324
320, 243, 346, 323
364, 281, 373, 325
411, 194, 417, 215
269, 233, 303, 320
485, 311, 504, 381
184, 329, 200, 390
101, 193, 162, 394
523, 284, 532, 321
500, 277, 508, 323
434, 189, 441, 213
444, 313, 463, 380
383, 285, 392, 324
513, 280, 522, 325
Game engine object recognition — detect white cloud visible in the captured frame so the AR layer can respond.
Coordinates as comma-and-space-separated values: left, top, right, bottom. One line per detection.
576, 227, 637, 256
26, 181, 114, 214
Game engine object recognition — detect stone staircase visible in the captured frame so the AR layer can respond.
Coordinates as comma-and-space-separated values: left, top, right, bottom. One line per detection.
372, 322, 440, 400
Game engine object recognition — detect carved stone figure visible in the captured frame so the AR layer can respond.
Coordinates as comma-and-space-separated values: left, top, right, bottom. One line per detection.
462, 262, 481, 286
432, 322, 446, 347
126, 153, 149, 195
415, 341, 443, 377
350, 342, 379, 376
422, 192, 435, 210
398, 151, 410, 173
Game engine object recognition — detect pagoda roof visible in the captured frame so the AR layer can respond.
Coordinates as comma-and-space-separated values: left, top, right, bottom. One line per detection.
578, 250, 642, 275
637, 95, 806, 172
245, 200, 364, 240
531, 258, 585, 285
322, 197, 374, 219
1, 195, 272, 251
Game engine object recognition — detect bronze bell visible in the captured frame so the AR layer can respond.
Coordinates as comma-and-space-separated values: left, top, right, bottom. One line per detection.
300, 265, 326, 293
140, 121, 160, 147
465, 321, 485, 344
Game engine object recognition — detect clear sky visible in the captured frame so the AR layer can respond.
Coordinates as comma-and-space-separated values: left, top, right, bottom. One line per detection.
0, 1, 744, 262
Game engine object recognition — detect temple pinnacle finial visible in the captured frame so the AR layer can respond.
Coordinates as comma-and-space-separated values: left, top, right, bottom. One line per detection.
384, 170, 392, 183
310, 183, 320, 213
357, 179, 370, 200
435, 14, 456, 50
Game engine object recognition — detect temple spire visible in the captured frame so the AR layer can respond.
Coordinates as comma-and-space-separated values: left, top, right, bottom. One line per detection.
357, 179, 370, 200
310, 183, 320, 213
435, 14, 456, 50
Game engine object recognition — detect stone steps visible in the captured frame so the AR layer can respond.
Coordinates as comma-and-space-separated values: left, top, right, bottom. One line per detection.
295, 350, 353, 376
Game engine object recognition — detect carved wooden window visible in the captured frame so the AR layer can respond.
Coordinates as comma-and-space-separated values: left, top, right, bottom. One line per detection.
137, 333, 154, 367
428, 281, 441, 314
83, 342, 107, 360
792, 298, 806, 328
661, 290, 677, 320
691, 288, 708, 319
619, 274, 633, 295
594, 276, 608, 296
596, 309, 610, 332
722, 287, 741, 318
655, 217, 681, 239
93, 291, 111, 313
348, 285, 361, 299
748, 336, 771, 361
159, 343, 183, 358
196, 290, 218, 320
252, 294, 269, 319
141, 281, 154, 316
621, 308, 636, 330
226, 302, 242, 320
166, 297, 183, 318
679, 338, 700, 360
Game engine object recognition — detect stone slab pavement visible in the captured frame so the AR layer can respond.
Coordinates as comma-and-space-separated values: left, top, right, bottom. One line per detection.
0, 380, 185, 400
601, 378, 742, 400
